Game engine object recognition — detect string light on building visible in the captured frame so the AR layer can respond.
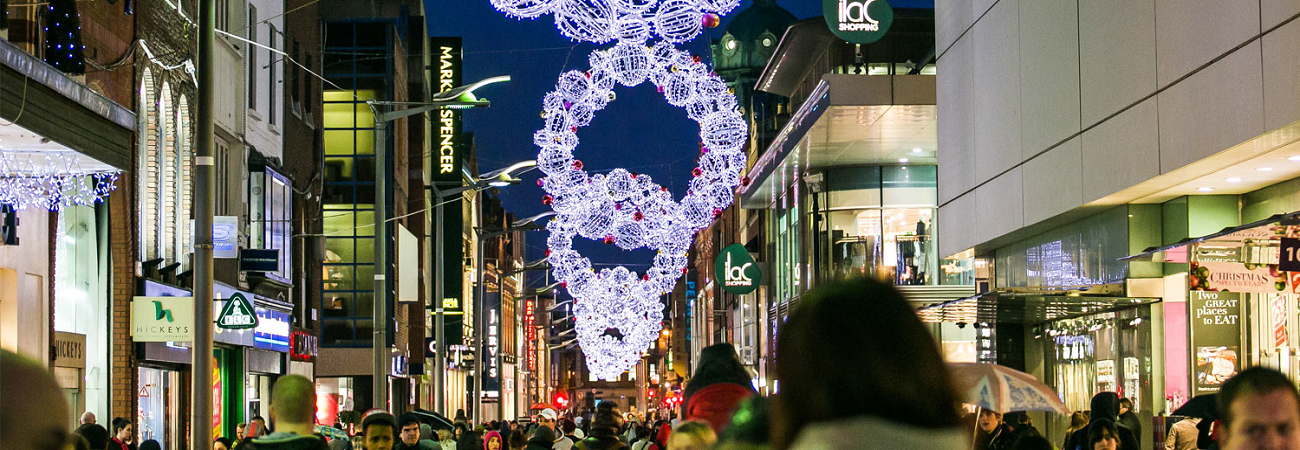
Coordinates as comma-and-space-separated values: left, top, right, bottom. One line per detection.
489, 0, 737, 44
0, 152, 120, 211
536, 41, 747, 379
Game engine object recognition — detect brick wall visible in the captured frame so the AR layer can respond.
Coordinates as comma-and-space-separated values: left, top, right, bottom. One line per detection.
109, 176, 138, 422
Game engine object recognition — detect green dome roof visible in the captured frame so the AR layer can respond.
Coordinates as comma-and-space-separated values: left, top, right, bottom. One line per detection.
722, 0, 798, 43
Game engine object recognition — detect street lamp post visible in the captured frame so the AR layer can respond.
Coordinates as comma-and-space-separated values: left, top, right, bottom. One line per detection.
368, 75, 509, 412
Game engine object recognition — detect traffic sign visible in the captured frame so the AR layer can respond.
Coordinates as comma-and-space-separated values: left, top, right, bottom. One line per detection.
216, 293, 259, 329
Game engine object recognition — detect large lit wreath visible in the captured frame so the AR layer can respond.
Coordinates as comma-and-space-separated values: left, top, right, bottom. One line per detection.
536, 41, 748, 379
490, 0, 738, 44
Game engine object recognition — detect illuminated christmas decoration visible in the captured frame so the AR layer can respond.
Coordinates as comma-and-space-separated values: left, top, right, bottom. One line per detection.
490, 0, 739, 44
0, 152, 120, 211
536, 41, 747, 379
43, 0, 87, 75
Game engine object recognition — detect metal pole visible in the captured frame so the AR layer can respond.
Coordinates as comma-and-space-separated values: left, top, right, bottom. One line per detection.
474, 223, 485, 422
496, 262, 504, 421
192, 0, 215, 445
373, 118, 388, 412
434, 189, 446, 414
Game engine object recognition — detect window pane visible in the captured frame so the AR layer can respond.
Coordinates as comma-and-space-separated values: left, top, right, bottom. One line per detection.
355, 320, 374, 345
323, 211, 354, 236
323, 102, 354, 128
355, 238, 375, 263
323, 293, 353, 317
324, 130, 354, 155
356, 265, 375, 291
354, 156, 376, 183
324, 265, 355, 291
325, 157, 354, 182
322, 320, 354, 345
355, 293, 375, 319
354, 212, 375, 236
355, 130, 374, 154
325, 238, 356, 264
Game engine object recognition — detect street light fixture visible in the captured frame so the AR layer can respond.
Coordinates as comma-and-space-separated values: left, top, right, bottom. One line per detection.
369, 75, 509, 414
430, 159, 535, 415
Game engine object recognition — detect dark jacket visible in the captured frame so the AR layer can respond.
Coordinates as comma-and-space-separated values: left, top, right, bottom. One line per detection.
1064, 393, 1139, 450
232, 433, 332, 450
1118, 410, 1142, 445
973, 423, 1016, 450
524, 427, 555, 450
572, 428, 631, 450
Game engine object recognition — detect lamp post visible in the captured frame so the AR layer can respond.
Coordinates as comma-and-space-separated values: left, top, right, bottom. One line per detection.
367, 75, 509, 413
429, 160, 535, 415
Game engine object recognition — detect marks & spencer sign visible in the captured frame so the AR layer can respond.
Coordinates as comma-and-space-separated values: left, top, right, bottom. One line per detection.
823, 0, 894, 44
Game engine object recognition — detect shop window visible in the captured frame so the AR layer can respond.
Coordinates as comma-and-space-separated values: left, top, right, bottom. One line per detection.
249, 167, 293, 281
139, 69, 160, 262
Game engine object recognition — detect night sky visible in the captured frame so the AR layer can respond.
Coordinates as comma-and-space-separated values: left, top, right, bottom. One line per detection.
425, 0, 930, 287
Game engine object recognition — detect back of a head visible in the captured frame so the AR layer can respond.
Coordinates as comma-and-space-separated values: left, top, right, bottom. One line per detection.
530, 424, 556, 444
683, 343, 755, 407
1087, 419, 1120, 447
1217, 366, 1300, 426
74, 423, 109, 449
509, 430, 527, 449
1089, 392, 1120, 421
592, 401, 624, 433
1010, 435, 1053, 450
667, 421, 717, 450
139, 439, 162, 450
271, 375, 316, 425
2, 350, 72, 450
421, 422, 433, 440
773, 277, 960, 448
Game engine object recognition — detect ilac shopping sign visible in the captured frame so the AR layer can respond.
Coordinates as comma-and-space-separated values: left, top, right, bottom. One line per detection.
823, 0, 894, 44
714, 244, 761, 295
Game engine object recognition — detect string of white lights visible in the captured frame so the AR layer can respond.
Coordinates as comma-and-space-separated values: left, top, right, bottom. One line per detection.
536, 41, 748, 379
491, 0, 736, 44
0, 151, 119, 211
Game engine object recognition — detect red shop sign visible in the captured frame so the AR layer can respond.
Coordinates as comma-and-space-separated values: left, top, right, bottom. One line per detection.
291, 330, 318, 361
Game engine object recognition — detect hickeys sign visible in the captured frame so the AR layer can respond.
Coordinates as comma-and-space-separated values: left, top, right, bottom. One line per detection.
714, 243, 761, 295
132, 297, 195, 342
823, 0, 894, 44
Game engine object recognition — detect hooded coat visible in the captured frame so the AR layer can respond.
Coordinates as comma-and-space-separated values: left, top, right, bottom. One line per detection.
682, 343, 756, 434
1064, 393, 1140, 450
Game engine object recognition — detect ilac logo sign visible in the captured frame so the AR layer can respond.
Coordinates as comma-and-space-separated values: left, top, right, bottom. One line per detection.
714, 244, 761, 295
823, 0, 893, 44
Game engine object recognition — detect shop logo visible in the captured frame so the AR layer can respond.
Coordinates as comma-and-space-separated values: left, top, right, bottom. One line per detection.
154, 301, 174, 322
823, 0, 893, 44
216, 293, 259, 330
714, 244, 761, 295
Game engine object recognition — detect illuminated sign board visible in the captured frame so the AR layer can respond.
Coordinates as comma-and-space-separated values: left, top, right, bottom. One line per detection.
524, 298, 536, 371
290, 330, 318, 361
254, 308, 290, 352
132, 297, 195, 342
432, 37, 462, 182
823, 0, 893, 44
714, 244, 761, 295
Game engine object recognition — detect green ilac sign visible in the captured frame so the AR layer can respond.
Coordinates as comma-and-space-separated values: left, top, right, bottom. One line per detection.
823, 0, 894, 44
715, 244, 761, 295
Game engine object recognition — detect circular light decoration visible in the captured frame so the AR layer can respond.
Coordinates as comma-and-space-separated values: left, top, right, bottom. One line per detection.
0, 151, 119, 211
490, 0, 738, 44
537, 41, 748, 380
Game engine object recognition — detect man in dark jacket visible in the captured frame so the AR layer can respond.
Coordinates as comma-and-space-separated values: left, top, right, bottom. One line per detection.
973, 410, 1015, 450
525, 426, 556, 450
1064, 393, 1138, 450
233, 375, 331, 450
573, 402, 630, 450
681, 344, 756, 435
1117, 397, 1142, 446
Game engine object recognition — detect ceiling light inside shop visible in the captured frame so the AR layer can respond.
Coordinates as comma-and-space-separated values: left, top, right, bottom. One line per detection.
898, 158, 909, 163
1198, 187, 1215, 192
1226, 177, 1242, 183
912, 148, 922, 153
1290, 156, 1300, 162
1258, 167, 1273, 172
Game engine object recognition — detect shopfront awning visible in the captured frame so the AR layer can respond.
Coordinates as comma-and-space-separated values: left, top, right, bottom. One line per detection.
915, 288, 1160, 324
1119, 211, 1300, 263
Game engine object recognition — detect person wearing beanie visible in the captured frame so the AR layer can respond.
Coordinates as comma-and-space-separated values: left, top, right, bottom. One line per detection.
681, 343, 756, 434
361, 409, 399, 450
573, 402, 630, 450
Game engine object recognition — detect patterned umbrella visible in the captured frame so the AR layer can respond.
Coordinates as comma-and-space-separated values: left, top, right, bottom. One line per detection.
314, 425, 348, 440
950, 363, 1069, 414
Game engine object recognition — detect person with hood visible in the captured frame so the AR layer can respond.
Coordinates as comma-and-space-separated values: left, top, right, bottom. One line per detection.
527, 426, 558, 450
681, 343, 756, 435
420, 424, 438, 449
973, 410, 1015, 450
484, 431, 504, 450
770, 277, 968, 450
573, 402, 631, 450
1064, 393, 1138, 450
1117, 398, 1141, 448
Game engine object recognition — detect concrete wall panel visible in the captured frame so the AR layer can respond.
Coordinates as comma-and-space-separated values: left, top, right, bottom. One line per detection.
1022, 138, 1083, 225
972, 0, 1022, 183
938, 191, 978, 257
1079, 0, 1157, 126
935, 0, 974, 56
1019, 0, 1081, 157
1262, 0, 1300, 30
1157, 43, 1264, 173
1081, 98, 1160, 203
1262, 18, 1300, 132
1155, 0, 1259, 86
937, 37, 976, 204
974, 167, 1025, 247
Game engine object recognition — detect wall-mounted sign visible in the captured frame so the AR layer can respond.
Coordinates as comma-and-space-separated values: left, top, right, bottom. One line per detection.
53, 332, 86, 368
397, 225, 418, 303
524, 298, 536, 371
823, 0, 893, 44
239, 249, 280, 272
714, 244, 761, 295
216, 293, 258, 330
132, 297, 195, 342
254, 308, 290, 352
391, 354, 409, 377
1190, 290, 1241, 395
425, 337, 439, 358
195, 216, 239, 259
290, 330, 318, 361
431, 37, 462, 182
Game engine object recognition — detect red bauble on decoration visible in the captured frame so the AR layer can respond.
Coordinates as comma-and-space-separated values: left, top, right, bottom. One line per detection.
604, 235, 615, 245
702, 13, 720, 28
692, 55, 702, 64
537, 178, 547, 187
545, 249, 552, 256
740, 176, 751, 186
542, 195, 553, 205
692, 167, 703, 177
572, 160, 584, 170
633, 211, 643, 221
713, 208, 723, 218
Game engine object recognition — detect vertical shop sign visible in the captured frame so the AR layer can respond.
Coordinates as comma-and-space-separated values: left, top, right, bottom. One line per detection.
1190, 291, 1242, 394
482, 291, 500, 397
213, 353, 223, 442
524, 298, 536, 371
430, 37, 462, 182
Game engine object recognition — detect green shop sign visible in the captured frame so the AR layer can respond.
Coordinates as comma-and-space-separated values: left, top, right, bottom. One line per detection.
216, 293, 259, 330
823, 0, 894, 44
714, 244, 761, 295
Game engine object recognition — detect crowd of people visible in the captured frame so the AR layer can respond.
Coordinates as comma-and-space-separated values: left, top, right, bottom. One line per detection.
8, 277, 1300, 450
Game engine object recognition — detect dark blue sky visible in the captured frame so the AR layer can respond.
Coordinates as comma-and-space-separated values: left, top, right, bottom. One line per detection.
425, 0, 930, 283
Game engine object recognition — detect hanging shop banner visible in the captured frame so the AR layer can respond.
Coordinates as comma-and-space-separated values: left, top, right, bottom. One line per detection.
714, 244, 761, 295
1273, 294, 1290, 348
431, 37, 462, 182
482, 291, 501, 395
1190, 290, 1242, 395
132, 297, 195, 342
524, 297, 536, 371
823, 0, 893, 44
53, 332, 86, 368
1188, 261, 1285, 293
239, 249, 280, 272
216, 293, 258, 330
291, 330, 318, 362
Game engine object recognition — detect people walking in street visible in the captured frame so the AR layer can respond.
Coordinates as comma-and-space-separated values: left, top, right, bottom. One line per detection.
1117, 398, 1141, 447
527, 426, 557, 450
1215, 367, 1300, 450
439, 429, 458, 450
232, 375, 331, 450
681, 343, 756, 435
538, 408, 573, 450
509, 430, 527, 450
1, 349, 71, 450
215, 437, 236, 450
973, 410, 1015, 450
361, 410, 398, 450
239, 423, 249, 442
421, 423, 438, 449
770, 277, 968, 450
573, 402, 631, 450
484, 431, 504, 450
139, 439, 161, 450
560, 419, 580, 448
1163, 417, 1200, 450
1087, 419, 1122, 450
1062, 411, 1090, 449
110, 417, 134, 450
395, 413, 433, 450
1064, 394, 1138, 450
74, 423, 109, 450
665, 421, 716, 450
1010, 435, 1053, 450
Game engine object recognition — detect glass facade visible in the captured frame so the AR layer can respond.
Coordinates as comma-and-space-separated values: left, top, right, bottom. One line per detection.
320, 22, 390, 346
818, 165, 938, 285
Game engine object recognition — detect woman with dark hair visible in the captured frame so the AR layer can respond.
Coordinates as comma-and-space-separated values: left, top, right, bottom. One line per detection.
214, 436, 236, 450
1062, 411, 1090, 449
573, 402, 631, 450
137, 440, 161, 450
771, 277, 967, 450
109, 418, 133, 450
508, 430, 527, 450
1087, 419, 1121, 450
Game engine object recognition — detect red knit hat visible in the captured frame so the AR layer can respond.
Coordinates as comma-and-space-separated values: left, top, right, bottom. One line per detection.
683, 383, 754, 434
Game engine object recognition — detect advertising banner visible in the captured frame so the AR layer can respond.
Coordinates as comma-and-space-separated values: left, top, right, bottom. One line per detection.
1188, 261, 1285, 294
823, 0, 893, 44
132, 297, 195, 342
1190, 291, 1242, 394
482, 291, 501, 395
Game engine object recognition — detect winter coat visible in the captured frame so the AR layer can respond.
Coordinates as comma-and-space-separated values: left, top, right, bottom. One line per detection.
974, 423, 1016, 450
1064, 393, 1140, 450
787, 416, 967, 450
525, 433, 554, 450
233, 432, 333, 450
571, 427, 631, 450
1118, 410, 1143, 445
